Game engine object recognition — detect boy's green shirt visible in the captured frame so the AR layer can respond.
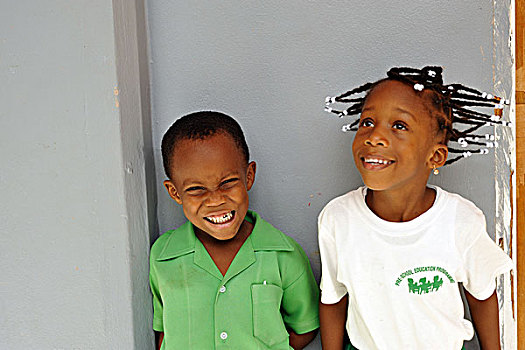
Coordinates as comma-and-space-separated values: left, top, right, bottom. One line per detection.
149, 210, 319, 349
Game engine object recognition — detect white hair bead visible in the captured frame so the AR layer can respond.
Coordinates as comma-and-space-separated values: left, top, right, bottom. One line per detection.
482, 92, 487, 98
487, 94, 493, 99
324, 106, 332, 113
341, 124, 352, 132
413, 83, 424, 91
428, 70, 436, 77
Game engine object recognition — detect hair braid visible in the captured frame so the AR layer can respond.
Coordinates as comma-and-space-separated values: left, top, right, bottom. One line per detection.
324, 66, 511, 166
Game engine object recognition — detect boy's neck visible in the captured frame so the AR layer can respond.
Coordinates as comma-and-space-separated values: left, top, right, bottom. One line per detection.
195, 219, 254, 276
365, 185, 436, 223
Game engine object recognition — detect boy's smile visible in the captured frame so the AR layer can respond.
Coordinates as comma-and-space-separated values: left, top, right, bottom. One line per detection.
352, 80, 447, 193
164, 132, 256, 241
204, 211, 234, 224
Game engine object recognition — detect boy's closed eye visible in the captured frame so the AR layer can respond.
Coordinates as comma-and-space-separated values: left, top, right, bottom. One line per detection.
220, 177, 239, 189
185, 186, 207, 195
185, 178, 239, 195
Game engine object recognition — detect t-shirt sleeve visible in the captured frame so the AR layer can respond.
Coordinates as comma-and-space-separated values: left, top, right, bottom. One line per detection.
458, 212, 513, 300
280, 243, 320, 334
318, 209, 348, 304
149, 257, 164, 332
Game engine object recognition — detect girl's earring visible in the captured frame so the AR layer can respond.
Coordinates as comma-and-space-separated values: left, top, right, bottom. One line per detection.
433, 165, 439, 175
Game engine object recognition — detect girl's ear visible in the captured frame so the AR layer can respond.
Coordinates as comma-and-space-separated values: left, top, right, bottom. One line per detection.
246, 161, 257, 191
429, 144, 448, 169
163, 180, 183, 205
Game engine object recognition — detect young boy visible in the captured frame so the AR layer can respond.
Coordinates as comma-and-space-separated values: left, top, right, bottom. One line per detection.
149, 111, 319, 350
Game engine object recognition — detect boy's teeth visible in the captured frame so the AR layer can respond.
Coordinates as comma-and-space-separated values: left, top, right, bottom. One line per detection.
206, 212, 234, 224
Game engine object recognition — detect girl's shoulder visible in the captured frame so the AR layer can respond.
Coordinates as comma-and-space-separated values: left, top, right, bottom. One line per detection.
432, 187, 487, 240
318, 187, 366, 221
323, 186, 364, 207
435, 187, 485, 222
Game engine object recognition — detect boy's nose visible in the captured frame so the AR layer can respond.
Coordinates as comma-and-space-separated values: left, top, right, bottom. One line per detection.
205, 190, 226, 206
365, 127, 389, 147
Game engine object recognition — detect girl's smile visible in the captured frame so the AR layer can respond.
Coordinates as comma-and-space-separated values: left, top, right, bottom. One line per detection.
361, 155, 395, 170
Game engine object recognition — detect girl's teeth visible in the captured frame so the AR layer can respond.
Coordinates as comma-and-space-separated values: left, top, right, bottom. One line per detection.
207, 212, 233, 224
365, 158, 391, 164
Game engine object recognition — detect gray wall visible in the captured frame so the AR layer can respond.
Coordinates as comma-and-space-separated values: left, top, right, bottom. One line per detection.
147, 1, 510, 349
1, 0, 155, 348
0, 0, 512, 349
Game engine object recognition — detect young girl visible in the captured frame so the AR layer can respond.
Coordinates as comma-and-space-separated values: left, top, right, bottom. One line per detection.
319, 66, 513, 350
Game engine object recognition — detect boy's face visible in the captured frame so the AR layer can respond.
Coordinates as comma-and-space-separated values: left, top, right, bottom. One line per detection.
352, 80, 447, 192
164, 133, 256, 241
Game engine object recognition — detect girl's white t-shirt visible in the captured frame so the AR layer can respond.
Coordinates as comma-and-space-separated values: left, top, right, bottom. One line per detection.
318, 186, 513, 350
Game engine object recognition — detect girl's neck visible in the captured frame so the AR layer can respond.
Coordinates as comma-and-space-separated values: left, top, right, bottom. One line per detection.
365, 185, 436, 223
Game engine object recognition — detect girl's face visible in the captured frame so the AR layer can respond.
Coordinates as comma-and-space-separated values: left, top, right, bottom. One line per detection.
352, 80, 447, 193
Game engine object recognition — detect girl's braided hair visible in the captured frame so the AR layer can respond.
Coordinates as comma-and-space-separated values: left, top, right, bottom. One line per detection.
324, 66, 511, 165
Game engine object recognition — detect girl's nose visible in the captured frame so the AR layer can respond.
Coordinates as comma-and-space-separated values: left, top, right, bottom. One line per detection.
364, 127, 389, 147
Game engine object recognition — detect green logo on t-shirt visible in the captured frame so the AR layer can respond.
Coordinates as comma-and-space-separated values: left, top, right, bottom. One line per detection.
395, 265, 455, 294
407, 276, 443, 294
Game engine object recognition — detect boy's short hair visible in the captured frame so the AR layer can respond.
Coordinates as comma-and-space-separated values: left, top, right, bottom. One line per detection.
161, 111, 250, 179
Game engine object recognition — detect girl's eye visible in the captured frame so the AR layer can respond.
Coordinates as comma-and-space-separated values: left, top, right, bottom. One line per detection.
392, 121, 408, 130
359, 118, 374, 128
220, 178, 239, 189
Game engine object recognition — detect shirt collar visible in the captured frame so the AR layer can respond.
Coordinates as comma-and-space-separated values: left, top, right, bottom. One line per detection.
156, 210, 293, 261
248, 211, 294, 252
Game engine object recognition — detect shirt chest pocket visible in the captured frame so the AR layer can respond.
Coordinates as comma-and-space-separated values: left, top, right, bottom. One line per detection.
251, 283, 289, 348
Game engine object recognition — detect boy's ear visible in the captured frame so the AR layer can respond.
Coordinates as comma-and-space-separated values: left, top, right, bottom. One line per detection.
246, 161, 257, 191
163, 180, 183, 205
429, 144, 448, 169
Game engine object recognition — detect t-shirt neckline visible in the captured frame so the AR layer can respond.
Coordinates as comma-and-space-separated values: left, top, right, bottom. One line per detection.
357, 185, 446, 235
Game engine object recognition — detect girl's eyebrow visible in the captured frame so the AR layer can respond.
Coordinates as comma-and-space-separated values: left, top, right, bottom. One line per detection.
361, 106, 415, 121
394, 107, 416, 121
